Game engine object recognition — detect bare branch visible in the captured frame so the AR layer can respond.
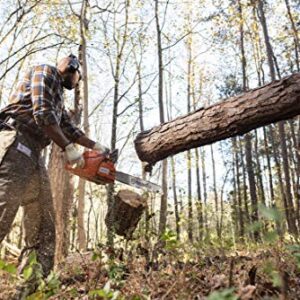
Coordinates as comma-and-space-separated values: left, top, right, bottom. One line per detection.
0, 42, 65, 80
0, 33, 57, 66
117, 98, 138, 117
118, 116, 139, 156
67, 0, 80, 18
88, 86, 115, 118
116, 71, 138, 105
91, 2, 117, 14
162, 20, 201, 51
160, 0, 170, 31
0, 0, 43, 47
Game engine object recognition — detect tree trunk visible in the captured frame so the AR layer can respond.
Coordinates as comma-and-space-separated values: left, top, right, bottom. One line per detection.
289, 120, 300, 227
171, 156, 180, 240
136, 47, 150, 241
232, 137, 244, 239
245, 133, 260, 241
106, 0, 130, 247
237, 0, 250, 241
254, 130, 266, 206
48, 146, 73, 262
279, 122, 298, 235
257, 0, 276, 80
135, 73, 300, 164
201, 148, 209, 239
263, 127, 275, 205
76, 0, 90, 250
211, 145, 220, 238
195, 148, 203, 241
186, 33, 193, 242
155, 0, 168, 236
187, 150, 193, 242
284, 0, 300, 71
231, 139, 239, 239
239, 139, 250, 227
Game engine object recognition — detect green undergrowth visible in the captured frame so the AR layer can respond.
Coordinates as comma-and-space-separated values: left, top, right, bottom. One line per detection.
0, 205, 300, 299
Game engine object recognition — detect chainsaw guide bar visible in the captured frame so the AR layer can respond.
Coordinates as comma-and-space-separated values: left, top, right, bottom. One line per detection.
115, 171, 162, 193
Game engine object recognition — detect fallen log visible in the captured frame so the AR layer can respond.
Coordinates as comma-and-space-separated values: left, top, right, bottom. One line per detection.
134, 73, 300, 165
105, 190, 147, 239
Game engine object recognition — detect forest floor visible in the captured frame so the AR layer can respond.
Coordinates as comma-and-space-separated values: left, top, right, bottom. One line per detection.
1, 241, 300, 300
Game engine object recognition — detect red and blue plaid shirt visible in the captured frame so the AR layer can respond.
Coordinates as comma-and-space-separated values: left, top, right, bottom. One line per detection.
1, 64, 83, 146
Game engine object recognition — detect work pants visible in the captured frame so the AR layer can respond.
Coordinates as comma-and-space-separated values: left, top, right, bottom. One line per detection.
0, 129, 55, 277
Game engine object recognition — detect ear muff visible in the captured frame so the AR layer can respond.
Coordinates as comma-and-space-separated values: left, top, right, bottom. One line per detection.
67, 54, 80, 73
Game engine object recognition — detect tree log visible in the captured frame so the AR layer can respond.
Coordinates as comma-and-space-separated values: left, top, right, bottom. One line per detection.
134, 73, 300, 164
105, 190, 147, 239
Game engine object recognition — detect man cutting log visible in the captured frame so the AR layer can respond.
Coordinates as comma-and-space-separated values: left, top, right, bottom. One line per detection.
0, 54, 116, 298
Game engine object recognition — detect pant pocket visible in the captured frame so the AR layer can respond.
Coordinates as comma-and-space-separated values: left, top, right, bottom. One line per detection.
0, 130, 17, 165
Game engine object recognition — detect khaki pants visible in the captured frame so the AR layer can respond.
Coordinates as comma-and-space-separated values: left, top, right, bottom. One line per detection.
0, 130, 55, 277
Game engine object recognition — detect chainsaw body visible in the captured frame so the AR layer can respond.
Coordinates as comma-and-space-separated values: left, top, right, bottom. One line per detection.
66, 150, 116, 185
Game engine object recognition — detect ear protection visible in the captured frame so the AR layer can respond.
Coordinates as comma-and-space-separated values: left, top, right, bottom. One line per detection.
67, 54, 80, 73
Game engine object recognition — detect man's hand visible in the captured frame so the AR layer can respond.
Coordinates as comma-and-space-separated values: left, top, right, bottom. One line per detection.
65, 143, 85, 168
93, 143, 118, 163
93, 142, 110, 155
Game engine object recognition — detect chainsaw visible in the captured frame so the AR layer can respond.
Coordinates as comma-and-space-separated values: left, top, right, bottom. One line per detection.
65, 150, 162, 193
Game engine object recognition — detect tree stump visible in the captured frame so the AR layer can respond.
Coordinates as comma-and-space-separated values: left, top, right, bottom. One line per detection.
105, 190, 147, 239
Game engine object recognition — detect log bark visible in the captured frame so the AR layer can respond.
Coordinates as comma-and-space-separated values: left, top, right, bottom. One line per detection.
105, 190, 147, 239
134, 73, 300, 164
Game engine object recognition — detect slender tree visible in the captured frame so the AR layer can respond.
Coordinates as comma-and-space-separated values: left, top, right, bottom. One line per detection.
154, 0, 168, 236
237, 0, 259, 241
186, 31, 193, 242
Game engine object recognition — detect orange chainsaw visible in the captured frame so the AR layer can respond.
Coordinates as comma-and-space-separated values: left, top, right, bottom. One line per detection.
65, 150, 161, 193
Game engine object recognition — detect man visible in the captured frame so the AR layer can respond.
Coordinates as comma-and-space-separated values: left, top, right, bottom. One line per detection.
0, 54, 112, 296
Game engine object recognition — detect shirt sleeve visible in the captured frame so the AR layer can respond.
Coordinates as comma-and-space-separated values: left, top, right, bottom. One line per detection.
60, 109, 84, 142
31, 65, 60, 126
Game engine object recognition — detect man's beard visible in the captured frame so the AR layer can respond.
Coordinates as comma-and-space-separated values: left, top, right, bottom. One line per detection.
62, 75, 74, 90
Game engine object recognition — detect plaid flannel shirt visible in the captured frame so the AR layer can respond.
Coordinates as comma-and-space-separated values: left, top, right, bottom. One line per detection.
1, 64, 84, 147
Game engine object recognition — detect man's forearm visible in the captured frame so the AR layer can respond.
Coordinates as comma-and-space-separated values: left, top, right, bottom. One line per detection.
42, 123, 70, 149
75, 135, 96, 149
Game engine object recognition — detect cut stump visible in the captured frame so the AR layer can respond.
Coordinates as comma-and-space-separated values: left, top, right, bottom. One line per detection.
105, 189, 147, 239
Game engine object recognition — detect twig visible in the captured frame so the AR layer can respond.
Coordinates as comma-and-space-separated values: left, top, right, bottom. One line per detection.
161, 280, 177, 300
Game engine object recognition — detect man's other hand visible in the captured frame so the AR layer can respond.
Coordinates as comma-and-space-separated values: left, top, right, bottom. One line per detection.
93, 142, 110, 155
65, 143, 85, 168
